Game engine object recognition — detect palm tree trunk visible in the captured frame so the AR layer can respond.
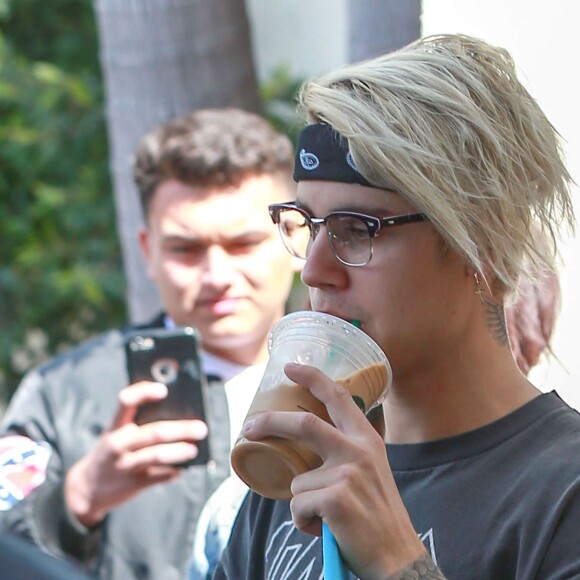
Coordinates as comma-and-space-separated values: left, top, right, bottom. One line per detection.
94, 0, 260, 323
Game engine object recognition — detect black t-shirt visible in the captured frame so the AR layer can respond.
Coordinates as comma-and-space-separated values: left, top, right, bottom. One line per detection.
214, 392, 580, 579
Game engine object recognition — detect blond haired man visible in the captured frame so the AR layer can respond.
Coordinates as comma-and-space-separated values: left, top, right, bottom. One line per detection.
215, 36, 579, 579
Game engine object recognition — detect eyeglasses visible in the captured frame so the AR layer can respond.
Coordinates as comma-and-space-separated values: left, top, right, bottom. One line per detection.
269, 202, 427, 267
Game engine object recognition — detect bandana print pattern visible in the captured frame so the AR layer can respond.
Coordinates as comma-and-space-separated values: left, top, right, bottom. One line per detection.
0, 436, 51, 511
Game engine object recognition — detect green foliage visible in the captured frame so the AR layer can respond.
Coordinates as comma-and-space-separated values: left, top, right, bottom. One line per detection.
260, 66, 304, 146
0, 0, 126, 402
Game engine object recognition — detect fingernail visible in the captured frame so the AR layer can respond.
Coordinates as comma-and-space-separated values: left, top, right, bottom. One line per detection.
242, 420, 255, 434
285, 362, 302, 371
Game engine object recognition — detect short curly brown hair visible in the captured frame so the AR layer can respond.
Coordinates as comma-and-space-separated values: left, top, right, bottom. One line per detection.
132, 107, 294, 220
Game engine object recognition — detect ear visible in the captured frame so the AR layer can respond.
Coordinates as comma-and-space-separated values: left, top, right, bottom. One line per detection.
465, 260, 488, 293
468, 263, 506, 304
138, 227, 149, 259
137, 227, 155, 278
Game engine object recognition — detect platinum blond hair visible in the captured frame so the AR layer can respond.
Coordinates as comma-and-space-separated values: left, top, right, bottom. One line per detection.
298, 34, 575, 297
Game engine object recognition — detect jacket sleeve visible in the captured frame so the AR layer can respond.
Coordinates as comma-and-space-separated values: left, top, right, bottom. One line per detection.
0, 368, 103, 564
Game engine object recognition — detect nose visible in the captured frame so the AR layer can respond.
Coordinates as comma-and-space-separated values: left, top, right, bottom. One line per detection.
301, 224, 347, 289
201, 245, 235, 288
303, 219, 328, 261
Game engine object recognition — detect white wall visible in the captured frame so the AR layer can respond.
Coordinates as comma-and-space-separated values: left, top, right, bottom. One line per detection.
246, 0, 347, 82
247, 0, 580, 407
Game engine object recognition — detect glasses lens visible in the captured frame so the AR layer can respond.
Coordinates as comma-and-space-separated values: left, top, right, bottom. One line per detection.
326, 214, 372, 266
277, 208, 311, 259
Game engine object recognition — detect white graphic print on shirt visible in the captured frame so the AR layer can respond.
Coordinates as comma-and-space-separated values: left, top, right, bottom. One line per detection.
419, 528, 438, 565
265, 519, 438, 580
266, 521, 323, 580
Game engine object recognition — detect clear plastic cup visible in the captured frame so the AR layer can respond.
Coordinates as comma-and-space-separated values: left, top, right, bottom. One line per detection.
230, 311, 392, 500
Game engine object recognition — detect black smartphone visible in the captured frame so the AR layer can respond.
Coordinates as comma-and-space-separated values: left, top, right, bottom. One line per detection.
124, 326, 210, 467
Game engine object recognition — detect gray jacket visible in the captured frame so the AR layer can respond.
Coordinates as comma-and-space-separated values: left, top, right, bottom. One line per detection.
0, 316, 231, 579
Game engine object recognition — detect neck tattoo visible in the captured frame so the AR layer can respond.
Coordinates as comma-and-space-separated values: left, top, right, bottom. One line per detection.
483, 299, 509, 346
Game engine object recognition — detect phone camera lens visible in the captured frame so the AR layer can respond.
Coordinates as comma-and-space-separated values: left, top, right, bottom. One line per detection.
151, 358, 179, 384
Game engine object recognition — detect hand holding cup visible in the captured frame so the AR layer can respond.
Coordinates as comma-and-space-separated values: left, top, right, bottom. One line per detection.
230, 311, 392, 500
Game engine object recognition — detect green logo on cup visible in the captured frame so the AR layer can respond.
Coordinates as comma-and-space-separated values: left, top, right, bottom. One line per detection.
351, 395, 366, 413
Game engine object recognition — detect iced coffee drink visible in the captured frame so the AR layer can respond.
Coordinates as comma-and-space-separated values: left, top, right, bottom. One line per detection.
230, 311, 392, 500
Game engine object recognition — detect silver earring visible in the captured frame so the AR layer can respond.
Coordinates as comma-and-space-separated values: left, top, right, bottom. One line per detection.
474, 272, 485, 304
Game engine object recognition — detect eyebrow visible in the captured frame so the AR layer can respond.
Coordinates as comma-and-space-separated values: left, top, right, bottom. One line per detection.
162, 231, 268, 245
162, 234, 203, 244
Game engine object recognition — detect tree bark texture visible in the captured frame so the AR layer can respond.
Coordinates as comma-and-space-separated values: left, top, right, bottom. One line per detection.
94, 0, 260, 323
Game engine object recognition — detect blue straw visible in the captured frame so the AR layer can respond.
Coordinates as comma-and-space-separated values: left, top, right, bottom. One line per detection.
322, 522, 350, 579
321, 319, 361, 579
322, 320, 361, 580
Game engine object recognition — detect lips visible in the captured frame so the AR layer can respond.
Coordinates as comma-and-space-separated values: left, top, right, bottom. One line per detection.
198, 296, 243, 315
314, 309, 359, 326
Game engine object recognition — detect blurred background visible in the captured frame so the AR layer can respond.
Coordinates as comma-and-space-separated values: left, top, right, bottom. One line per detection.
1, 0, 578, 410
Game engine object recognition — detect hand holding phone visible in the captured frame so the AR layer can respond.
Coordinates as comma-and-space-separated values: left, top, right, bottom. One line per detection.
124, 326, 210, 467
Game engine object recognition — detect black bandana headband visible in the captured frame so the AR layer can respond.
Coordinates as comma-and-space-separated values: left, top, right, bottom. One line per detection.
293, 123, 376, 187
